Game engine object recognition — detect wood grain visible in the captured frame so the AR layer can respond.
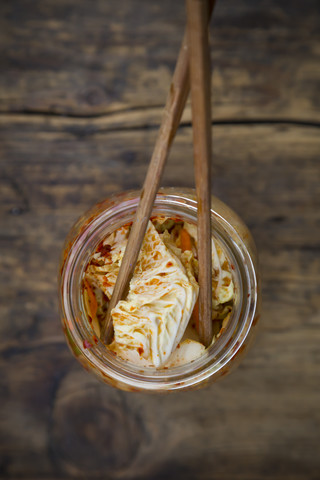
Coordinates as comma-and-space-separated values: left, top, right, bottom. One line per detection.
0, 0, 319, 122
1, 119, 319, 479
0, 0, 320, 479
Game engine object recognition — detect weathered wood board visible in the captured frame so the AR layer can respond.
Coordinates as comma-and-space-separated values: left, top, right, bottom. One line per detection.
1, 120, 319, 479
0, 0, 319, 479
0, 0, 319, 121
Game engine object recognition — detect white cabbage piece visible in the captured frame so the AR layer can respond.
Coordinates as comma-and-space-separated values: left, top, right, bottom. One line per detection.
106, 221, 198, 367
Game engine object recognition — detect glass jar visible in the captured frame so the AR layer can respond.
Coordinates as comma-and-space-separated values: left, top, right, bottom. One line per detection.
59, 188, 260, 392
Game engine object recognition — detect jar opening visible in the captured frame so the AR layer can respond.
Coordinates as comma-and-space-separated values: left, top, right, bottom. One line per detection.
60, 189, 258, 391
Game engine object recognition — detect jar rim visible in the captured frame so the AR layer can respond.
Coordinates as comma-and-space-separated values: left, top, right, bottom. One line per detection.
60, 189, 258, 391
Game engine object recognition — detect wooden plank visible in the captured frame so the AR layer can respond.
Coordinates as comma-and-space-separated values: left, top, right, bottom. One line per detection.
1, 119, 319, 233
0, 122, 319, 479
0, 0, 319, 121
1, 0, 319, 477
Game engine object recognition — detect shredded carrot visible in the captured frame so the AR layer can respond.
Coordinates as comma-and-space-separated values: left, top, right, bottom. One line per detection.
180, 228, 193, 252
84, 279, 98, 319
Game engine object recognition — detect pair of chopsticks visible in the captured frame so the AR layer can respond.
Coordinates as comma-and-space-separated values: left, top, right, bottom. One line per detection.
101, 0, 214, 347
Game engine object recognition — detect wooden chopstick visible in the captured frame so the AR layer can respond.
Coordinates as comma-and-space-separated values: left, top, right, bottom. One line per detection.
186, 0, 213, 347
100, 0, 216, 344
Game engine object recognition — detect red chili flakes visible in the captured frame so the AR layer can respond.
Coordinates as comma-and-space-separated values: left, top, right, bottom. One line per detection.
138, 347, 144, 356
96, 242, 112, 257
129, 387, 140, 392
83, 339, 93, 349
177, 344, 180, 349
247, 293, 250, 298
166, 262, 173, 267
95, 199, 108, 210
231, 264, 235, 270
168, 216, 182, 223
93, 335, 99, 344
121, 221, 133, 229
103, 278, 112, 287
96, 241, 105, 253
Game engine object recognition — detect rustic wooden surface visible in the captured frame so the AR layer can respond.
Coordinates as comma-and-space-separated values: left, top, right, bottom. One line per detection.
0, 1, 319, 479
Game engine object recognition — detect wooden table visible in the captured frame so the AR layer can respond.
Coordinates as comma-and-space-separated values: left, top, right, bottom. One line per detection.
1, 1, 319, 478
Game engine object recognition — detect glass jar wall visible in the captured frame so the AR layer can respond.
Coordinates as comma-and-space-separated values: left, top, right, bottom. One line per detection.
59, 188, 260, 392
